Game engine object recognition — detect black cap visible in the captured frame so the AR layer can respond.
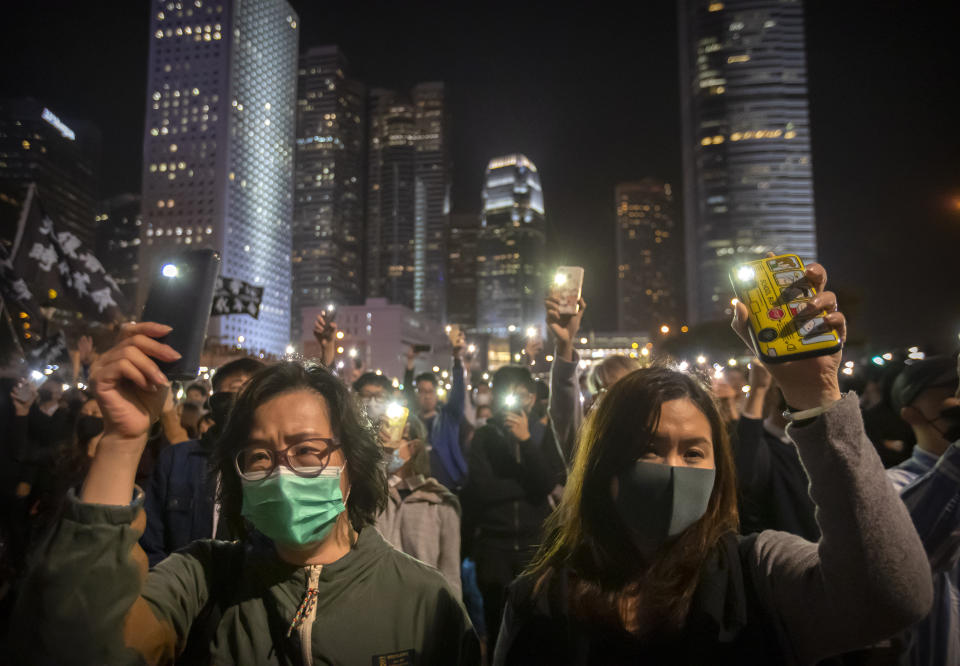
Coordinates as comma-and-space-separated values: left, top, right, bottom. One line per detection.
891, 356, 958, 412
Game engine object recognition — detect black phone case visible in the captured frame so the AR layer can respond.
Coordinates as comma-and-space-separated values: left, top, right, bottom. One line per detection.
141, 250, 221, 380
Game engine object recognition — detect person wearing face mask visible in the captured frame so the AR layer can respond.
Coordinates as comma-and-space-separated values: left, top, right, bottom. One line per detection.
461, 365, 564, 652
885, 355, 960, 666
10, 325, 479, 664
494, 262, 933, 665
353, 372, 395, 423
375, 416, 462, 596
140, 356, 264, 567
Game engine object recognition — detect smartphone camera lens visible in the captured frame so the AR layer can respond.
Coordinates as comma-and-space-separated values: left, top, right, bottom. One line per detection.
758, 328, 778, 343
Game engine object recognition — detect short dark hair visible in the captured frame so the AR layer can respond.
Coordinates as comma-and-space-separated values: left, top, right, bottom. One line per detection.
185, 382, 208, 397
352, 372, 394, 394
491, 365, 536, 403
212, 357, 266, 392
213, 361, 388, 538
414, 372, 438, 389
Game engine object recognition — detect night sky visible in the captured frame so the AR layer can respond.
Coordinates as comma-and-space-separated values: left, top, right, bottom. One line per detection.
2, 1, 958, 349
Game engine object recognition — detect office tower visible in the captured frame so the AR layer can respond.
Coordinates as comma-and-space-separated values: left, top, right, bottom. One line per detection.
366, 83, 450, 323
678, 0, 817, 323
140, 0, 298, 356
95, 193, 142, 310
615, 180, 682, 333
0, 98, 99, 248
476, 154, 546, 335
292, 46, 366, 340
446, 212, 479, 329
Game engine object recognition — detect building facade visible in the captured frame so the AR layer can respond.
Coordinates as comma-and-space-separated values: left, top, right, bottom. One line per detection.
139, 0, 299, 356
95, 193, 142, 311
476, 154, 546, 335
366, 83, 450, 324
446, 212, 480, 330
0, 98, 99, 248
615, 180, 683, 334
678, 0, 817, 323
292, 45, 366, 340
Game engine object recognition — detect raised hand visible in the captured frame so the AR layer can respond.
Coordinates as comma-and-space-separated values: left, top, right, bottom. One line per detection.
452, 329, 466, 360
504, 410, 531, 442
313, 314, 339, 368
89, 322, 180, 442
545, 296, 586, 362
731, 262, 844, 411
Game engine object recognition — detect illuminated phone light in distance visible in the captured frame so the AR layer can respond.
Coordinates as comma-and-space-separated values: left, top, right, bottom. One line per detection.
678, 361, 689, 372
728, 358, 737, 366
467, 344, 476, 353
161, 263, 179, 278
641, 348, 650, 357
696, 355, 707, 364
580, 337, 588, 344
30, 370, 44, 381
445, 325, 452, 333
882, 353, 893, 361
741, 385, 751, 393
872, 356, 885, 366
504, 394, 517, 408
736, 266, 755, 282
335, 330, 345, 339
375, 369, 383, 376
842, 368, 854, 376
348, 348, 357, 358
844, 361, 854, 368
526, 326, 538, 338
285, 345, 295, 355
432, 365, 440, 373
507, 325, 517, 333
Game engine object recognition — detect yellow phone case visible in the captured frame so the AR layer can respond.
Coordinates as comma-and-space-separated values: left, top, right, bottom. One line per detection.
729, 254, 842, 363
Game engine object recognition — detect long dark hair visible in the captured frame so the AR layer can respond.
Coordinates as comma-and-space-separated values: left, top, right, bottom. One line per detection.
527, 366, 739, 636
212, 362, 388, 538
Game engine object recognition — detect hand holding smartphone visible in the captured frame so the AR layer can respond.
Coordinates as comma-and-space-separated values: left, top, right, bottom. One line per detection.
141, 250, 220, 380
551, 266, 584, 315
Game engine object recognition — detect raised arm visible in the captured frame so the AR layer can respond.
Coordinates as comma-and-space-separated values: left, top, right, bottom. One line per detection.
732, 262, 932, 664
444, 330, 467, 420
545, 296, 585, 464
10, 323, 211, 663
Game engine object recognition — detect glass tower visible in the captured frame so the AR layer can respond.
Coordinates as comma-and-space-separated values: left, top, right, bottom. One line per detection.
446, 212, 480, 329
139, 0, 299, 356
366, 83, 450, 324
292, 46, 366, 340
476, 154, 546, 335
678, 0, 817, 323
615, 180, 682, 333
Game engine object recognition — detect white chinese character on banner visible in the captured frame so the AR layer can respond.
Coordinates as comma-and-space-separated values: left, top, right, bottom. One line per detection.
90, 287, 117, 313
57, 231, 82, 258
28, 243, 58, 271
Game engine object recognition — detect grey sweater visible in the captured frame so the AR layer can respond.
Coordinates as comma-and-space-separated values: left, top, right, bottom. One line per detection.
496, 393, 934, 665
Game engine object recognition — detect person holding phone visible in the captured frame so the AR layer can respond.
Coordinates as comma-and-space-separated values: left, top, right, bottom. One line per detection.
10, 323, 479, 664
493, 262, 933, 665
461, 365, 563, 653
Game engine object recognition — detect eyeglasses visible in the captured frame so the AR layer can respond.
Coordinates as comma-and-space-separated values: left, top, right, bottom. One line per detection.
234, 439, 340, 481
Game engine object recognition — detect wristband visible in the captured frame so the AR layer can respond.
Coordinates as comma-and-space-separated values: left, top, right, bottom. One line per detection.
782, 394, 845, 423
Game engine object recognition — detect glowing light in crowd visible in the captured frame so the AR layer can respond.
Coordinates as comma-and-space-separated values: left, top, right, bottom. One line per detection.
508, 325, 517, 333
347, 348, 357, 358
285, 345, 295, 355
546, 355, 554, 362
736, 266, 755, 282
553, 272, 567, 286
61, 383, 70, 391
30, 370, 43, 381
526, 326, 538, 338
678, 361, 689, 371
238, 335, 245, 343
336, 346, 344, 354
844, 361, 854, 368
386, 402, 404, 419
336, 361, 344, 369
445, 325, 452, 333
482, 373, 490, 380
580, 337, 588, 344
660, 325, 670, 334
467, 344, 476, 353
641, 348, 650, 357
842, 368, 854, 375
336, 331, 345, 340
741, 385, 751, 393
375, 369, 382, 376
697, 355, 707, 364
872, 356, 885, 366
161, 263, 179, 278
432, 366, 440, 373
514, 353, 521, 361
882, 353, 893, 361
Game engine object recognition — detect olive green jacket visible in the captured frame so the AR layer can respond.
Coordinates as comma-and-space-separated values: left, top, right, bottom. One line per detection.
12, 489, 480, 665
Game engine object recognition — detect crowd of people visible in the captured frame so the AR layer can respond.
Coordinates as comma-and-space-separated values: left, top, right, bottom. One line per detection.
0, 259, 957, 665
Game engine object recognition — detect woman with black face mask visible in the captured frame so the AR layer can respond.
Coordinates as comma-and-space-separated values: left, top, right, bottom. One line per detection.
494, 262, 934, 666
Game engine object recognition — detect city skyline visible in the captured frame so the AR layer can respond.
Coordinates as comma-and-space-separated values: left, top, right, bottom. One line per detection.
1, 2, 959, 346
138, 0, 299, 357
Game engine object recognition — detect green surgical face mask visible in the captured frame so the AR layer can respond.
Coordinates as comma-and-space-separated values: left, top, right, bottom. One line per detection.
241, 466, 347, 547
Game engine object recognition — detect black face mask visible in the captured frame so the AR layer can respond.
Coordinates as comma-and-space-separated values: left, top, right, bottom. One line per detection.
932, 405, 960, 443
77, 415, 104, 444
207, 391, 236, 428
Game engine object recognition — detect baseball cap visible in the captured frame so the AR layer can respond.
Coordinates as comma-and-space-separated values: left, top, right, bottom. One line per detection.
891, 356, 958, 412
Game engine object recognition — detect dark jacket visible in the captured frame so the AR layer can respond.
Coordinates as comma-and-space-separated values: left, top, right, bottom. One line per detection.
461, 417, 556, 549
734, 416, 819, 541
141, 435, 221, 567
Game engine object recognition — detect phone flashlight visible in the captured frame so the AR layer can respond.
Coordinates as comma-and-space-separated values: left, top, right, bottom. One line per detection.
554, 272, 567, 286
386, 402, 405, 420
736, 266, 755, 282
445, 325, 452, 333
161, 263, 179, 278
504, 394, 517, 408
526, 326, 538, 338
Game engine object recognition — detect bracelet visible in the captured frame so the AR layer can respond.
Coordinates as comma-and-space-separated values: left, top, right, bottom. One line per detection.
782, 394, 845, 423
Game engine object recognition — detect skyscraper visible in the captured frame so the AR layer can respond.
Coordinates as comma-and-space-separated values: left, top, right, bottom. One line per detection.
446, 212, 480, 330
139, 0, 298, 356
615, 180, 682, 333
292, 45, 366, 340
366, 83, 450, 323
678, 0, 817, 323
0, 98, 99, 248
95, 193, 142, 311
476, 154, 546, 335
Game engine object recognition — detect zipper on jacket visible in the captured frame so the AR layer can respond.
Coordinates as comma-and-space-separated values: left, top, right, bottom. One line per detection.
286, 564, 322, 666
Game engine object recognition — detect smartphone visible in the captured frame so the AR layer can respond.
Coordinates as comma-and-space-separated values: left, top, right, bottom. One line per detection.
412, 343, 431, 354
445, 324, 462, 346
551, 266, 584, 315
503, 393, 523, 414
729, 253, 842, 364
383, 404, 409, 443
141, 250, 221, 380
11, 379, 36, 404
323, 303, 337, 323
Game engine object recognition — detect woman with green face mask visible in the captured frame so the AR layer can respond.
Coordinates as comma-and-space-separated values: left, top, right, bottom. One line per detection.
9, 322, 480, 665
494, 262, 934, 665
